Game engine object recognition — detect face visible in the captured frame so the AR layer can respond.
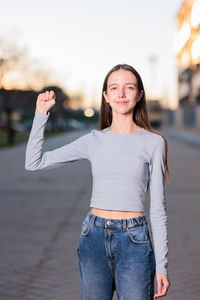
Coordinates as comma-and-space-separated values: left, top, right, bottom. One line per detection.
103, 69, 143, 115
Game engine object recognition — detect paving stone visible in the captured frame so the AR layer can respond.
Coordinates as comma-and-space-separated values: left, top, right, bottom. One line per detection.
0, 128, 199, 299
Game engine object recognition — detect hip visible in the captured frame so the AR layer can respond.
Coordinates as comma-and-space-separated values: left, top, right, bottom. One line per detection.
91, 207, 144, 219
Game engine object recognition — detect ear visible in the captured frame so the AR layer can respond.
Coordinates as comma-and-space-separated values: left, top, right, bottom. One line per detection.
137, 90, 144, 102
103, 91, 109, 103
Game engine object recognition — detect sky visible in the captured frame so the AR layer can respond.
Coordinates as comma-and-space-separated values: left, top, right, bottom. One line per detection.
0, 0, 183, 109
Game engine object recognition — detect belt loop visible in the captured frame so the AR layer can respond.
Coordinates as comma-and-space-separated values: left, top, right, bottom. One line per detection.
122, 219, 125, 230
123, 219, 128, 231
91, 214, 96, 227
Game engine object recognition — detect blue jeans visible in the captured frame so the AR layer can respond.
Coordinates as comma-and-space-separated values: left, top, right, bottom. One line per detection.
77, 209, 156, 300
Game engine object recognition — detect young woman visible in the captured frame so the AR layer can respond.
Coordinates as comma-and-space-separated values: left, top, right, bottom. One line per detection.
25, 64, 170, 300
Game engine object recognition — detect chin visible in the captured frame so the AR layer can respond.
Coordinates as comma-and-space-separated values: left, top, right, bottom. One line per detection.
113, 107, 133, 114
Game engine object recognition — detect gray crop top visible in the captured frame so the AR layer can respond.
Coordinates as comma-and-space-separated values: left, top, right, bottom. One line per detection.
25, 109, 168, 274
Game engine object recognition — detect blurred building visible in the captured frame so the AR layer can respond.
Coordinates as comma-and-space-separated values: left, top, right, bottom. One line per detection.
175, 0, 200, 128
147, 100, 163, 128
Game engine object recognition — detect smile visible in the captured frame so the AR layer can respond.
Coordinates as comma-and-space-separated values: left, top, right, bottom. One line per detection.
116, 101, 128, 104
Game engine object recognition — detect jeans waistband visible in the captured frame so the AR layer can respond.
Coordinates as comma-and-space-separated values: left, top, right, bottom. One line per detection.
85, 209, 147, 230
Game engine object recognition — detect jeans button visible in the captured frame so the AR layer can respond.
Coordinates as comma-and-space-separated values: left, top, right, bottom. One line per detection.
106, 221, 113, 225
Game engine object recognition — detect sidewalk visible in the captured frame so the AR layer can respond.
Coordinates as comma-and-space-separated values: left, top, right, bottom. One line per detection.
0, 128, 118, 300
160, 125, 200, 146
0, 127, 200, 299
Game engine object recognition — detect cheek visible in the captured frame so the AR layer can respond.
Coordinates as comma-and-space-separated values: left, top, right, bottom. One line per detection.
107, 95, 116, 102
130, 93, 139, 101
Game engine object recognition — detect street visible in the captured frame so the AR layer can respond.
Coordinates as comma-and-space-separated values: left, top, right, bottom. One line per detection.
0, 127, 200, 300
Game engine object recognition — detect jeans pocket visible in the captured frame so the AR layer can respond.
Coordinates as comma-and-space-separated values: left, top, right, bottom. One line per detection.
80, 220, 91, 237
127, 223, 150, 244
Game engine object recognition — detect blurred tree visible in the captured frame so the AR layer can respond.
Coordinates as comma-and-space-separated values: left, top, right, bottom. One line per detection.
0, 37, 28, 145
0, 36, 69, 144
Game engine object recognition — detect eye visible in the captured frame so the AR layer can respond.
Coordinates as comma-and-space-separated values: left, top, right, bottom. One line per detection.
111, 87, 116, 90
127, 86, 134, 90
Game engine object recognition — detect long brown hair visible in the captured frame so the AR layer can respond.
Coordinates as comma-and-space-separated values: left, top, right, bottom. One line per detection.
99, 64, 170, 185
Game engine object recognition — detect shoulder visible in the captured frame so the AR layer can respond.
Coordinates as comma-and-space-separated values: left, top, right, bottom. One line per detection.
142, 128, 164, 147
142, 129, 165, 158
76, 128, 105, 142
143, 128, 163, 141
89, 128, 108, 137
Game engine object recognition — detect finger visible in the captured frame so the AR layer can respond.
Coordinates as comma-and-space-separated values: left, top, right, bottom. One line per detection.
50, 90, 55, 100
45, 91, 50, 101
38, 93, 45, 101
154, 279, 163, 299
154, 288, 167, 298
162, 282, 169, 295
157, 279, 163, 295
154, 291, 162, 298
154, 293, 164, 299
41, 93, 46, 101
42, 92, 48, 101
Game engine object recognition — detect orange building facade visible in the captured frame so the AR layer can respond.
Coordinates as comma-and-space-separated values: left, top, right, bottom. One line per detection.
176, 0, 200, 107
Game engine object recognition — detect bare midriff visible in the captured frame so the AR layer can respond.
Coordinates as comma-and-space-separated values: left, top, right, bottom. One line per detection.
91, 207, 144, 219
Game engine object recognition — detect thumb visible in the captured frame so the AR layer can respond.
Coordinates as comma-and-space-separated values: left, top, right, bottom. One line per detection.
157, 278, 163, 294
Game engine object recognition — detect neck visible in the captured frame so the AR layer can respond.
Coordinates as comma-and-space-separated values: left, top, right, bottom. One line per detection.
110, 112, 141, 134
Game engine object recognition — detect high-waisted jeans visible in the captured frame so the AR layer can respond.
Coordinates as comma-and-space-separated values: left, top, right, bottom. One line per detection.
77, 209, 156, 300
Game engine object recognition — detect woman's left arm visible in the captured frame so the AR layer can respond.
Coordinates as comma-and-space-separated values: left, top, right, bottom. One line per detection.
149, 136, 170, 298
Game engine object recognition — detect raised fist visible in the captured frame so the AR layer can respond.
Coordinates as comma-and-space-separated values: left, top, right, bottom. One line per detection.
36, 90, 56, 115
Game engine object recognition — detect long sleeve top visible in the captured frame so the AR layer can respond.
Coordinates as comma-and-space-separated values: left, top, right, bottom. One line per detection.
25, 109, 168, 274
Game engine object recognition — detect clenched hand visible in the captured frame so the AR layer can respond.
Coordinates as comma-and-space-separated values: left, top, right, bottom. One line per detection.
36, 90, 56, 115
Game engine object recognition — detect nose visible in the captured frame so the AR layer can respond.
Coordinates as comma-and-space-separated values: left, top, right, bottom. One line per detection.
118, 87, 126, 97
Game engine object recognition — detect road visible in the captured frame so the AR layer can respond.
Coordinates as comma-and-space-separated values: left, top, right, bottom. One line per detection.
0, 127, 199, 299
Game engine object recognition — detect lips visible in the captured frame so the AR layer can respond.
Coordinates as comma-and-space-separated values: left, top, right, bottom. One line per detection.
116, 101, 128, 104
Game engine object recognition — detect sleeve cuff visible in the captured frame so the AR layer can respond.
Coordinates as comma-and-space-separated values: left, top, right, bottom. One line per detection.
156, 265, 168, 275
34, 110, 50, 119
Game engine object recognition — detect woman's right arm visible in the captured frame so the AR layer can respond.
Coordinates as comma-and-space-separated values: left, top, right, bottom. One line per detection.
25, 91, 90, 171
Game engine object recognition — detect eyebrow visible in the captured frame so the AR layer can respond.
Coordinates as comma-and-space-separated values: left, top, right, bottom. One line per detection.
108, 83, 137, 88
